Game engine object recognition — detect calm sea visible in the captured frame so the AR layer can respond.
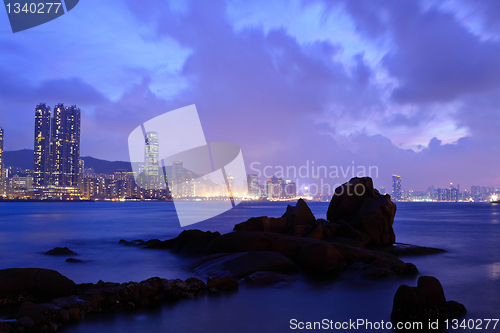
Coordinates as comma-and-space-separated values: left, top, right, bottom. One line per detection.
0, 201, 499, 332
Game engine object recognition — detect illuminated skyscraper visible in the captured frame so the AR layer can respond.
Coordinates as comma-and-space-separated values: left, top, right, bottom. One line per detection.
144, 131, 159, 189
50, 104, 81, 187
172, 161, 183, 196
392, 174, 402, 200
247, 174, 260, 197
34, 103, 51, 187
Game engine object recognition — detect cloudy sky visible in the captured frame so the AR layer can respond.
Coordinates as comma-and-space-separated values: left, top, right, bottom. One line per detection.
1, 0, 500, 191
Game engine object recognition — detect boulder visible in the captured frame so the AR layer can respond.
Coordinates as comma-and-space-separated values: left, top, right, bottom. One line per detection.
240, 271, 294, 288
305, 224, 324, 240
297, 242, 345, 275
145, 230, 220, 256
66, 258, 84, 263
329, 242, 402, 266
234, 216, 289, 234
234, 216, 265, 232
327, 177, 396, 247
391, 276, 466, 326
269, 236, 322, 261
287, 224, 314, 237
45, 247, 77, 256
282, 198, 316, 231
207, 276, 239, 291
0, 268, 76, 303
206, 231, 283, 254
189, 251, 298, 280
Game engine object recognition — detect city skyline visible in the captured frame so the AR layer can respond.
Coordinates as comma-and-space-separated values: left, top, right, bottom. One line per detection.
1, 1, 500, 191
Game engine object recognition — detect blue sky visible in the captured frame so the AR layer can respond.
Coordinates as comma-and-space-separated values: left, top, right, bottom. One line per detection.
1, 0, 500, 191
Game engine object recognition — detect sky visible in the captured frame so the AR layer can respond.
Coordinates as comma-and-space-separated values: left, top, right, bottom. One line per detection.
1, 0, 500, 192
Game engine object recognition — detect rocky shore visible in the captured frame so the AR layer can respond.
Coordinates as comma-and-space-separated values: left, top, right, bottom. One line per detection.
0, 268, 237, 332
0, 177, 466, 332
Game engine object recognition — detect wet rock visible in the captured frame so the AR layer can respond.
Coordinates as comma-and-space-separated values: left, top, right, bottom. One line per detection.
327, 177, 396, 247
45, 247, 77, 256
207, 276, 239, 291
0, 268, 76, 303
269, 236, 323, 261
234, 216, 289, 234
377, 243, 446, 256
298, 242, 345, 275
391, 263, 419, 276
190, 251, 298, 280
16, 317, 34, 327
391, 276, 466, 327
282, 198, 316, 230
305, 224, 324, 239
145, 230, 220, 256
240, 271, 295, 288
234, 216, 266, 232
65, 258, 84, 263
206, 231, 283, 254
287, 224, 314, 237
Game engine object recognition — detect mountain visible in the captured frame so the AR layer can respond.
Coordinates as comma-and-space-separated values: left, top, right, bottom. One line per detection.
81, 156, 132, 174
3, 149, 132, 174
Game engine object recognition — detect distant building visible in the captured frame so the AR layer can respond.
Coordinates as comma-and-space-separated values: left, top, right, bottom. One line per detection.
247, 174, 260, 197
144, 131, 159, 189
172, 161, 183, 196
34, 103, 51, 187
283, 179, 296, 198
50, 104, 81, 187
379, 186, 386, 195
392, 174, 402, 200
7, 175, 33, 197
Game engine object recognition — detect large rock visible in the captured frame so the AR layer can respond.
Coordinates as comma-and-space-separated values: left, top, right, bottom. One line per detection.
391, 276, 466, 326
269, 236, 323, 261
282, 198, 316, 231
0, 268, 76, 303
45, 247, 77, 256
206, 231, 283, 254
327, 177, 396, 247
234, 216, 288, 234
145, 230, 220, 256
298, 242, 345, 275
189, 251, 298, 280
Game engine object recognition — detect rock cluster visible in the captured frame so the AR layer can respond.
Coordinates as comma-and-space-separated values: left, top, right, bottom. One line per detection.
391, 276, 467, 328
327, 177, 397, 247
0, 268, 238, 332
235, 178, 397, 248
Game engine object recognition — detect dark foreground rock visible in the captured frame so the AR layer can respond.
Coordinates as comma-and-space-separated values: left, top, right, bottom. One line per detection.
188, 251, 298, 280
240, 271, 295, 288
377, 243, 446, 256
0, 269, 239, 332
327, 177, 397, 247
121, 230, 221, 256
0, 268, 76, 305
391, 276, 466, 329
45, 247, 77, 256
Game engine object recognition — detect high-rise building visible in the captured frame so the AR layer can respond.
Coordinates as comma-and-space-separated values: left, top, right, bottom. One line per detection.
0, 127, 3, 195
392, 174, 402, 200
34, 103, 51, 187
50, 104, 81, 187
247, 174, 260, 197
144, 131, 159, 189
172, 161, 183, 196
